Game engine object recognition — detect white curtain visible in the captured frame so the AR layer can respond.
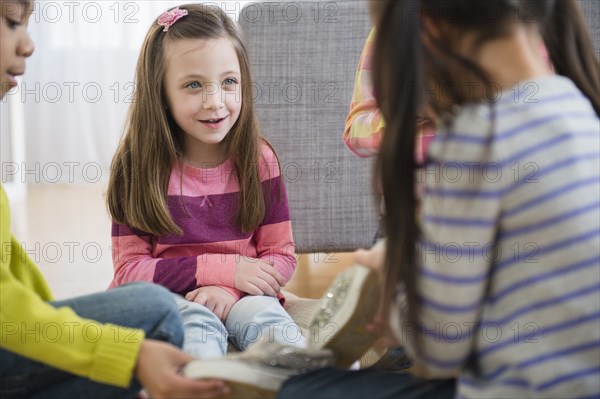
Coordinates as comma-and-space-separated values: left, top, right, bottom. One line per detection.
2, 1, 251, 184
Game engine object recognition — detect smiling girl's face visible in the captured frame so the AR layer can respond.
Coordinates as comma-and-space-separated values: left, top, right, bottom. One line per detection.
163, 36, 242, 166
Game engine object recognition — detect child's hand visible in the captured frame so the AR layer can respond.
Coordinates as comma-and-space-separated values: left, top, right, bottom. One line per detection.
185, 286, 236, 322
354, 239, 392, 339
136, 340, 228, 398
234, 257, 285, 297
354, 238, 386, 274
366, 310, 400, 348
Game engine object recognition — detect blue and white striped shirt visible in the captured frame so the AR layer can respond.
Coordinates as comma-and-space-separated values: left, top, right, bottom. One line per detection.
394, 75, 600, 398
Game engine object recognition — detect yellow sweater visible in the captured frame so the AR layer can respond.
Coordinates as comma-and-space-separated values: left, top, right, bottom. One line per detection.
0, 186, 144, 388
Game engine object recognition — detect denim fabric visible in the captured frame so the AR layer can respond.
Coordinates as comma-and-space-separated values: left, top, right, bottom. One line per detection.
226, 295, 306, 351
0, 282, 183, 399
175, 294, 306, 359
172, 294, 228, 359
278, 367, 455, 399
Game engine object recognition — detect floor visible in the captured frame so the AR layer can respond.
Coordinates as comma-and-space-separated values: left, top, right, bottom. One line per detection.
8, 184, 354, 300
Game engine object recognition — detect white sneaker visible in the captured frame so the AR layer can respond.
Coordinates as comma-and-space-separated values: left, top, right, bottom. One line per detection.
183, 357, 294, 398
182, 341, 334, 399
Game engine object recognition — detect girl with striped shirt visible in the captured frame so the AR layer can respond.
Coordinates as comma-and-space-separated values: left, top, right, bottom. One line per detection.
369, 0, 600, 397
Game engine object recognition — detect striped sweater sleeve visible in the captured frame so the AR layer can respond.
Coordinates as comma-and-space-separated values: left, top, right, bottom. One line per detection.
110, 224, 244, 300
343, 28, 385, 158
254, 149, 297, 283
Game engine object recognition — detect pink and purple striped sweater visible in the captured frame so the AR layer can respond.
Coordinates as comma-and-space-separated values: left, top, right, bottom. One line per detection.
109, 144, 296, 304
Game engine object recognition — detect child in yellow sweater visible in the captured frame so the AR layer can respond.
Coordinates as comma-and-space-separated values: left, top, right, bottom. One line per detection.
0, 1, 226, 397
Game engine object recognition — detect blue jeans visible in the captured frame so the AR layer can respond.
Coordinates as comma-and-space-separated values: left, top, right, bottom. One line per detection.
0, 282, 184, 399
175, 294, 306, 359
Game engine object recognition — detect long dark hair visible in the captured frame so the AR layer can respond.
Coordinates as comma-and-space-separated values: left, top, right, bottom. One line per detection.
371, 0, 599, 350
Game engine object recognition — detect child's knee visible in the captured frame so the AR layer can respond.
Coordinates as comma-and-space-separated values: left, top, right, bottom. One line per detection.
120, 282, 179, 316
230, 295, 282, 317
179, 301, 225, 329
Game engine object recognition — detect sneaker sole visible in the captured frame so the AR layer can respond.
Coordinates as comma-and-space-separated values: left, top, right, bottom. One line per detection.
309, 264, 380, 367
183, 359, 295, 399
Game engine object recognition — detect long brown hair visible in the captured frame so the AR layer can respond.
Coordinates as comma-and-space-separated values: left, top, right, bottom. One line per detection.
107, 4, 267, 236
371, 0, 599, 350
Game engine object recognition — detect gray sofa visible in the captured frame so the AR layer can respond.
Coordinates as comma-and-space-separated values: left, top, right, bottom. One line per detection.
239, 0, 377, 255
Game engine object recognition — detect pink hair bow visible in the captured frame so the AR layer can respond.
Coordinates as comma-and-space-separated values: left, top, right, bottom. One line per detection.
157, 7, 188, 32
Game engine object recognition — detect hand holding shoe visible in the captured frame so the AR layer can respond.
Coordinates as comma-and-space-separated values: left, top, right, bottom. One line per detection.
353, 238, 386, 275
353, 240, 397, 343
136, 340, 229, 398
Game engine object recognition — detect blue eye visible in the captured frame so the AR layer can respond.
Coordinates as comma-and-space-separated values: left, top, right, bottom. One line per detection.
223, 78, 237, 86
186, 81, 201, 89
